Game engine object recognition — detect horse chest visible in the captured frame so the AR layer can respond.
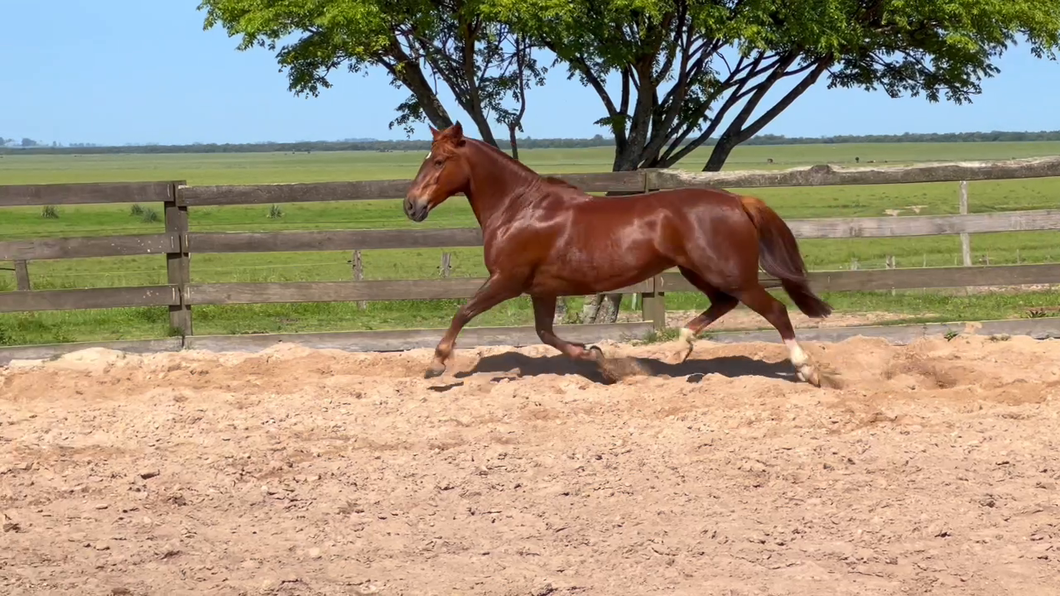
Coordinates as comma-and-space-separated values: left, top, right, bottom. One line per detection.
481, 226, 548, 273
482, 240, 522, 275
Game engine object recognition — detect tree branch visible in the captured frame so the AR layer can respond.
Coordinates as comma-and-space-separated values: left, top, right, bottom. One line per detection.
640, 23, 710, 167
658, 52, 768, 165
652, 2, 687, 87
559, 51, 628, 149
702, 56, 833, 170
730, 58, 832, 144
715, 51, 799, 142
385, 37, 455, 129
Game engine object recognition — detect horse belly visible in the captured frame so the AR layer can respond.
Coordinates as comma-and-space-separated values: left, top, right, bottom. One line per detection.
528, 234, 670, 296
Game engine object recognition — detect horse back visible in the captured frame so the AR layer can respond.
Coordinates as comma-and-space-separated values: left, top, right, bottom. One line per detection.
569, 185, 744, 217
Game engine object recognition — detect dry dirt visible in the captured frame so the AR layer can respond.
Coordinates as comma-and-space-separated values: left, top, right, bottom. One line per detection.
2, 333, 1060, 596
616, 308, 920, 331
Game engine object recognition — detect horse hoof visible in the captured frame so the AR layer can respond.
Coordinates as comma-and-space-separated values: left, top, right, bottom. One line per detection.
797, 365, 821, 387
587, 345, 604, 360
662, 346, 693, 366
424, 364, 446, 379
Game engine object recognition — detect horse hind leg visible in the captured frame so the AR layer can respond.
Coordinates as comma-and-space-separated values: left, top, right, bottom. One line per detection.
660, 267, 739, 365
532, 295, 604, 363
732, 284, 821, 387
534, 295, 647, 382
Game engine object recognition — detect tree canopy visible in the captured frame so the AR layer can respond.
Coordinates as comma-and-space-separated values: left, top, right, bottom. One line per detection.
488, 0, 1060, 171
198, 0, 546, 156
199, 0, 1060, 171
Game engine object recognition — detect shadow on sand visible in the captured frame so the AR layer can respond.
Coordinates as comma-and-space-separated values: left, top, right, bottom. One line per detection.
449, 351, 797, 385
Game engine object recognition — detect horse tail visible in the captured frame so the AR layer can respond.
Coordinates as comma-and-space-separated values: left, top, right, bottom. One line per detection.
738, 195, 833, 319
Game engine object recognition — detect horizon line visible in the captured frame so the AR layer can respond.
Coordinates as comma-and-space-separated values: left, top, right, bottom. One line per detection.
5, 128, 1060, 151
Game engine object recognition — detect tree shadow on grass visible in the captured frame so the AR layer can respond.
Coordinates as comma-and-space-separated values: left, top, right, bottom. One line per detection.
448, 351, 796, 385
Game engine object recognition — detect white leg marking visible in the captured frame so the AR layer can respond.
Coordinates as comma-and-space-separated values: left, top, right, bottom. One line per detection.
679, 327, 695, 346
784, 338, 809, 367
785, 338, 820, 386
664, 327, 697, 365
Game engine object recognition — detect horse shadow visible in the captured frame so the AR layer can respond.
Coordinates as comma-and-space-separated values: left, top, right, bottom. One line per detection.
451, 351, 796, 385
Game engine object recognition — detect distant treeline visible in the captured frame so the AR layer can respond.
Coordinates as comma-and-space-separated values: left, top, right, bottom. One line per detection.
4, 130, 1060, 156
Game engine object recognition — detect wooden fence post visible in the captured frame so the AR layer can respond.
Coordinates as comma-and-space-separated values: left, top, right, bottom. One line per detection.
637, 170, 666, 331
352, 249, 366, 310
641, 275, 666, 331
165, 182, 192, 337
440, 252, 452, 278
14, 260, 30, 291
885, 255, 896, 295
959, 180, 972, 266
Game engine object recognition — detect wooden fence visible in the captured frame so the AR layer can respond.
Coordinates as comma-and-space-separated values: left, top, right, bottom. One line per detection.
3, 156, 1060, 359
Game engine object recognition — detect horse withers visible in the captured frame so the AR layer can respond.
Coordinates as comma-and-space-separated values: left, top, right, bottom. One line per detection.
403, 123, 832, 386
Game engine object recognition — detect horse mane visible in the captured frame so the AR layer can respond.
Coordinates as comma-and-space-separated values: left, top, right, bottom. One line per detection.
462, 139, 576, 185
459, 137, 590, 198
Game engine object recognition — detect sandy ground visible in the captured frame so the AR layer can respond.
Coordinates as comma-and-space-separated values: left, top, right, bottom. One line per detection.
2, 333, 1060, 596
616, 308, 920, 331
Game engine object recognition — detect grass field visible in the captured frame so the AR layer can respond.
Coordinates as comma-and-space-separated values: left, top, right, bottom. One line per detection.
2, 141, 1060, 347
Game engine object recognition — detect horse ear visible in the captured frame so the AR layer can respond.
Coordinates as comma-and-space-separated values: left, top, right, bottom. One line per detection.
429, 125, 440, 140
451, 121, 465, 146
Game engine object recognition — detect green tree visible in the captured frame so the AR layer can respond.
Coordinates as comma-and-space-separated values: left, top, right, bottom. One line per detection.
198, 0, 546, 155
495, 0, 1060, 173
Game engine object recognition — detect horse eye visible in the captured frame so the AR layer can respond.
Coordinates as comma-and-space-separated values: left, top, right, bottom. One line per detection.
433, 159, 443, 167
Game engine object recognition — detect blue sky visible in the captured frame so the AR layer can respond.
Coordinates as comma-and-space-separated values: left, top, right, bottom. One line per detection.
2, 0, 1058, 146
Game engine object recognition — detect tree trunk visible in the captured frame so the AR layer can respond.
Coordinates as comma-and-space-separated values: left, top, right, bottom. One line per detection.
387, 44, 454, 131
582, 294, 604, 321
508, 124, 520, 161
703, 138, 736, 172
596, 293, 622, 324
467, 107, 499, 147
553, 296, 568, 325
583, 293, 622, 325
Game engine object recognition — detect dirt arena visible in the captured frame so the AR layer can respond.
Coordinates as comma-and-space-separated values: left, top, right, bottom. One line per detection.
3, 332, 1060, 596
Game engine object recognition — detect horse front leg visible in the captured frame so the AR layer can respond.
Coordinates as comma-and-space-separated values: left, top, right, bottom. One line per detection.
425, 274, 524, 379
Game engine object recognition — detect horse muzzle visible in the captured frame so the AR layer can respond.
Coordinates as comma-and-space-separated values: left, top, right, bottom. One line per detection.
403, 197, 430, 222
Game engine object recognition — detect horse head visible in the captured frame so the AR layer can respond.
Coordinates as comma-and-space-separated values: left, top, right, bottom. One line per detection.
404, 122, 471, 222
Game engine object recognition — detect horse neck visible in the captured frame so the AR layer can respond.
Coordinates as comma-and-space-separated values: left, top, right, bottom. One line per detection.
462, 140, 540, 230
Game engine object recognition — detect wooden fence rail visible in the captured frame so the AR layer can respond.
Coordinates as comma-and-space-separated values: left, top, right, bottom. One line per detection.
6, 156, 1059, 208
176, 208, 1060, 255
0, 234, 179, 261
3, 156, 1060, 353
0, 181, 176, 206
4, 209, 1059, 262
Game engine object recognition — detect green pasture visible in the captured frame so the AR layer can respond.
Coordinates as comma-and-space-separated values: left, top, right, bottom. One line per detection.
2, 141, 1060, 346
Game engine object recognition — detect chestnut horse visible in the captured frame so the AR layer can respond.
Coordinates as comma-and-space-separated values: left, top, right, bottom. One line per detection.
404, 123, 832, 386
